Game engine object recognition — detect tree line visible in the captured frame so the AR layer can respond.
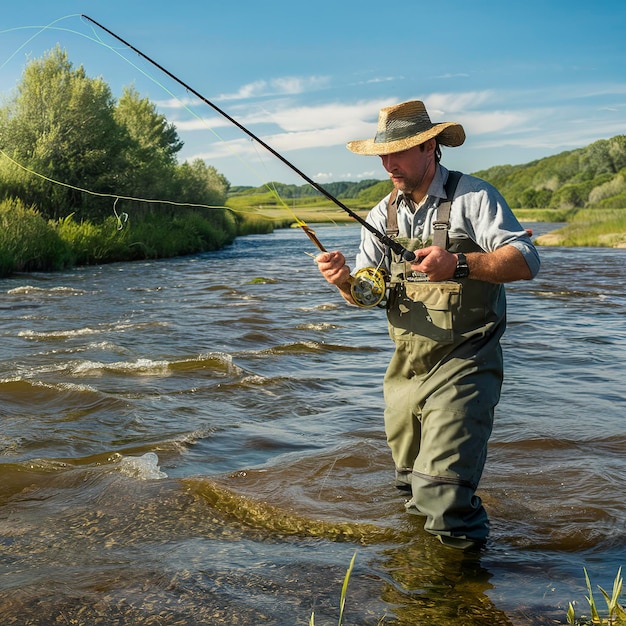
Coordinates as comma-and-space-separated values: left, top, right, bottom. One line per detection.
0, 46, 256, 277
1, 45, 624, 277
3, 46, 625, 220
0, 46, 230, 221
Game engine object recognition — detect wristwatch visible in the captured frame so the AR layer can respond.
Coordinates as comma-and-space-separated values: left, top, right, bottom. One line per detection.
453, 253, 470, 279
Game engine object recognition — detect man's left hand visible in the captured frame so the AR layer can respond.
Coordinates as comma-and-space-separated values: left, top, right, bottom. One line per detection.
409, 246, 457, 281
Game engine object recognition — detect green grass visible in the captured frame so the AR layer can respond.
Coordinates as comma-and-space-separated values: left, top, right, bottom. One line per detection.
0, 198, 72, 274
0, 198, 250, 277
2, 197, 625, 278
568, 568, 626, 625
226, 191, 370, 227
0, 194, 359, 277
513, 208, 578, 222
312, 559, 626, 626
535, 208, 626, 247
310, 551, 359, 626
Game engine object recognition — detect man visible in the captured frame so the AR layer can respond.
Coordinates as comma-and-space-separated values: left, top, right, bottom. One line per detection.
316, 100, 540, 549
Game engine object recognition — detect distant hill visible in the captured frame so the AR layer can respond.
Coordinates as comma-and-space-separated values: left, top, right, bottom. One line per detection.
230, 179, 385, 199
229, 135, 626, 210
475, 135, 626, 209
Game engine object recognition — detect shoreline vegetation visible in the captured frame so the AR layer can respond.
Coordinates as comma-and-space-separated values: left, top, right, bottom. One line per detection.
514, 207, 626, 248
1, 198, 626, 279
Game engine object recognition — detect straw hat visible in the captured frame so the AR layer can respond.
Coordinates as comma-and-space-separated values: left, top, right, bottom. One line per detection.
347, 100, 465, 156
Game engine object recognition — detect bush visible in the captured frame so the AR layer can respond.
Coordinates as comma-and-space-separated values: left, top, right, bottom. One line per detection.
0, 200, 246, 277
0, 198, 71, 276
53, 213, 132, 265
126, 209, 238, 259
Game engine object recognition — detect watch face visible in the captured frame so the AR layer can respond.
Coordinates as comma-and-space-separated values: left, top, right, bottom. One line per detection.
454, 253, 469, 279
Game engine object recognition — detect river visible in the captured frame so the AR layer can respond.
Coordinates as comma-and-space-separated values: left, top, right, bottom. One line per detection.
1, 222, 625, 625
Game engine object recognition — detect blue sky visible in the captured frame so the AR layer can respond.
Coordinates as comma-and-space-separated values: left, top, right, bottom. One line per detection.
1, 1, 625, 188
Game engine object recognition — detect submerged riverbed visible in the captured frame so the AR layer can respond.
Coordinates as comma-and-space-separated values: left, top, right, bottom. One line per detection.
1, 223, 625, 624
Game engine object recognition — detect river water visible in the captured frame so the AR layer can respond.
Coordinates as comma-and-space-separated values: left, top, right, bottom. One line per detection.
1, 222, 625, 625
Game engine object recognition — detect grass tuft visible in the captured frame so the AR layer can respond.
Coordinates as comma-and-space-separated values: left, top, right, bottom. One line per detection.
568, 567, 626, 625
310, 551, 357, 626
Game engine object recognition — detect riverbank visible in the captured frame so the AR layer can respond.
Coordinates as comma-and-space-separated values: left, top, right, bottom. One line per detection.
477, 207, 626, 248
0, 198, 267, 278
2, 199, 625, 278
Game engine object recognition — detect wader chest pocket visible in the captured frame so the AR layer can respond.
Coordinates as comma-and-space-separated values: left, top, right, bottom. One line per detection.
388, 282, 461, 344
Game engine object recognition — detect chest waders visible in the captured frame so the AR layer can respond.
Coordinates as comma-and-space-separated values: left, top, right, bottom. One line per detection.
383, 172, 506, 548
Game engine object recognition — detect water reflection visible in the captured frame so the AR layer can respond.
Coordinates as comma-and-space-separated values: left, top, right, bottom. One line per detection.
376, 538, 510, 625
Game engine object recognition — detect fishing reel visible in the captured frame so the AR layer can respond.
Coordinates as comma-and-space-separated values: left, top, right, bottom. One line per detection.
300, 224, 387, 308
350, 267, 388, 308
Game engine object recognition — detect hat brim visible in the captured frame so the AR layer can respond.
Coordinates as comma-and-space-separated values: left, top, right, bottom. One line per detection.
347, 122, 465, 156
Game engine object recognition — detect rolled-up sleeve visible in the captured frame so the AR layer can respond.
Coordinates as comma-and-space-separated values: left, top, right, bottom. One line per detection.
452, 178, 541, 279
507, 238, 541, 278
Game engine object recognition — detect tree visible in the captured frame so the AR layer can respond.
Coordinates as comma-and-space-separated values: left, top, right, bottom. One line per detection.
519, 187, 553, 208
114, 86, 183, 198
0, 46, 130, 219
0, 47, 234, 222
174, 158, 230, 207
357, 179, 393, 204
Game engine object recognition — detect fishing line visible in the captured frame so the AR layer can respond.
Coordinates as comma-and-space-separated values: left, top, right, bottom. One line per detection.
112, 198, 128, 230
0, 17, 244, 225
79, 18, 298, 213
80, 15, 417, 264
0, 16, 301, 225
0, 148, 230, 213
1, 15, 404, 305
0, 15, 82, 71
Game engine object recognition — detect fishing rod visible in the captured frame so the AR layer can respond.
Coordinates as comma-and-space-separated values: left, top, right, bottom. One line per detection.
80, 14, 417, 263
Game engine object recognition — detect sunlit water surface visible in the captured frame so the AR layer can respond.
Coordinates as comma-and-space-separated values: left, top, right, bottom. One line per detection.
1, 223, 625, 625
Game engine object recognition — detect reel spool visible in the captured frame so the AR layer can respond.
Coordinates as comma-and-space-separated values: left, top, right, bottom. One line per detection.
350, 267, 387, 308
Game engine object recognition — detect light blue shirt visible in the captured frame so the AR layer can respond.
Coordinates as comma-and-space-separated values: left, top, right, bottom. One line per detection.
354, 164, 541, 278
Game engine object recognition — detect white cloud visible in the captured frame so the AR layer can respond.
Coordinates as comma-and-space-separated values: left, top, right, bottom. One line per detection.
314, 169, 382, 181
155, 96, 201, 109
155, 74, 333, 113
246, 99, 394, 132
425, 91, 494, 115
173, 116, 234, 131
461, 110, 530, 135
181, 98, 396, 160
434, 73, 471, 80
366, 76, 399, 84
216, 75, 331, 101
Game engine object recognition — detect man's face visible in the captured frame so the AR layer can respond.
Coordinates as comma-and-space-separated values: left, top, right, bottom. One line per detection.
379, 140, 435, 196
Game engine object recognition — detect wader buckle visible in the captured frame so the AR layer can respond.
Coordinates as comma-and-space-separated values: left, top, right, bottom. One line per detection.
432, 221, 450, 231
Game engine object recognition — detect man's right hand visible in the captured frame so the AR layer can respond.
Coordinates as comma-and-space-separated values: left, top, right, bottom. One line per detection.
315, 251, 355, 304
315, 251, 350, 285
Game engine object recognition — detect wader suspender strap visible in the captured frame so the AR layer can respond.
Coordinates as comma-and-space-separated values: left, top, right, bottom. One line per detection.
432, 170, 462, 250
385, 189, 400, 237
385, 171, 463, 249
